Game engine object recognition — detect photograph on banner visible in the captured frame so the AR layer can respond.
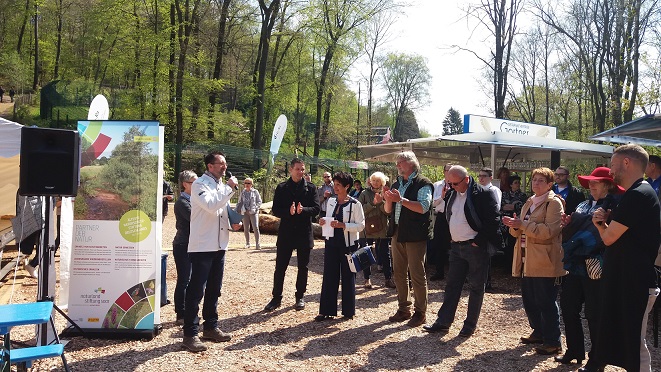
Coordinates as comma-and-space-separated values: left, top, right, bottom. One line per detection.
68, 120, 161, 332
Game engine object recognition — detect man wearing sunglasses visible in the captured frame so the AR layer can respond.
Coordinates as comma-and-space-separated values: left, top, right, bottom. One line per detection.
317, 171, 335, 221
423, 165, 500, 338
553, 166, 585, 214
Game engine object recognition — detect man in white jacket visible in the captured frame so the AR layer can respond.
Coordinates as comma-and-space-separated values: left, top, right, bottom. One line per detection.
182, 151, 240, 352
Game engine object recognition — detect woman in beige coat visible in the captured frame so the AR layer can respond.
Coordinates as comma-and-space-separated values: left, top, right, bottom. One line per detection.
503, 167, 566, 356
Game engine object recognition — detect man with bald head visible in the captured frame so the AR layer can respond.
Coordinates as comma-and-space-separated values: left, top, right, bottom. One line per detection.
423, 165, 501, 337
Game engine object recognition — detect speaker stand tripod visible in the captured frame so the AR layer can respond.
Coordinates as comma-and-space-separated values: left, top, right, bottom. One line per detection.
37, 197, 85, 346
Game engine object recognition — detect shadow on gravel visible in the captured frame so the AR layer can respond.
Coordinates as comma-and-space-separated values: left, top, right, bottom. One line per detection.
285, 320, 399, 361
225, 319, 339, 351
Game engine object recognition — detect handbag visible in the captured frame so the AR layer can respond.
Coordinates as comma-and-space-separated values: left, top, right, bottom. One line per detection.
346, 245, 377, 273
585, 256, 602, 280
364, 214, 383, 235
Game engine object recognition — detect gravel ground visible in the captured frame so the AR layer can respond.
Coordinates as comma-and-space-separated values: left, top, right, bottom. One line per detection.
2, 211, 659, 371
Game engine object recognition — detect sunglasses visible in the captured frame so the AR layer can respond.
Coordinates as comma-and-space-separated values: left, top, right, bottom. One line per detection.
244, 182, 252, 185
447, 179, 465, 187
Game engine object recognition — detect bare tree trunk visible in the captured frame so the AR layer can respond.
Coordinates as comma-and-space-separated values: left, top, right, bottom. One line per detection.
174, 0, 201, 146
151, 0, 160, 121
54, 0, 63, 79
253, 0, 280, 152
17, 0, 30, 55
168, 3, 176, 138
32, 2, 39, 91
207, 0, 231, 139
190, 13, 201, 131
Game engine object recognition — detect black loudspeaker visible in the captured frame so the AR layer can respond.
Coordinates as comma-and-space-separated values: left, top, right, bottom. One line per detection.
20, 126, 80, 196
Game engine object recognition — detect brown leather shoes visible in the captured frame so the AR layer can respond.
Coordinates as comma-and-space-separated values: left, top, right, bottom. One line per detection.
388, 310, 412, 322
520, 333, 544, 344
407, 311, 426, 327
535, 344, 562, 355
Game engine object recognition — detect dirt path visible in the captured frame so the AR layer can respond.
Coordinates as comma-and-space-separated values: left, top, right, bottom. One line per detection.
0, 100, 15, 119
84, 189, 131, 220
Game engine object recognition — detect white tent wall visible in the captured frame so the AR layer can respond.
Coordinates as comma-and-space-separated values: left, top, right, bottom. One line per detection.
0, 118, 22, 217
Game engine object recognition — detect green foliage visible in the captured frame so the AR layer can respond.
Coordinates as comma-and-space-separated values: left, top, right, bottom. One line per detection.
0, 51, 31, 90
97, 126, 159, 220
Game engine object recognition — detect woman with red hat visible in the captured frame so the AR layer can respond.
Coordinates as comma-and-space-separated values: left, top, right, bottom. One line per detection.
554, 167, 624, 368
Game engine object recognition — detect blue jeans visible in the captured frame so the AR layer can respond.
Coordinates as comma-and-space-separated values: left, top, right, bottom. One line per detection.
521, 277, 561, 347
436, 241, 490, 332
183, 250, 226, 337
172, 243, 192, 319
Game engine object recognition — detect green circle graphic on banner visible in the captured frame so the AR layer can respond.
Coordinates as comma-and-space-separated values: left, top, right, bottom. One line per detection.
119, 210, 151, 242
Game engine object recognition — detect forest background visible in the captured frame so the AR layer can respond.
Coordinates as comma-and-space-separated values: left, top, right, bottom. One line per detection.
0, 0, 660, 197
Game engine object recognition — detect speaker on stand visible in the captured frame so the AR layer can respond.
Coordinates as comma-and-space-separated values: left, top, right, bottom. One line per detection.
19, 127, 80, 197
18, 127, 84, 351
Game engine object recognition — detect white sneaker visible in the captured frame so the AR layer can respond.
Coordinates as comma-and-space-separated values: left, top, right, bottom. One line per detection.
245, 244, 250, 249
256, 244, 261, 250
25, 264, 38, 279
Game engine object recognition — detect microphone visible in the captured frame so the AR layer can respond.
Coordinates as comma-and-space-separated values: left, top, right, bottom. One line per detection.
226, 171, 238, 190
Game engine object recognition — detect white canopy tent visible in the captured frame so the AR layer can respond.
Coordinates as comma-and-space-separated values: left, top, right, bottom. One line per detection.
360, 131, 615, 172
590, 114, 661, 146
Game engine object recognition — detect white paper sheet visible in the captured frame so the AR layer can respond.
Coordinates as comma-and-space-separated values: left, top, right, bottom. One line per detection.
321, 217, 335, 238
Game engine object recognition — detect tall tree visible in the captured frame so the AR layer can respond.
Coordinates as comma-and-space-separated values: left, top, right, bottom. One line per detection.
459, 0, 523, 118
206, 0, 232, 139
362, 11, 394, 141
310, 0, 393, 173
252, 0, 280, 152
442, 107, 463, 135
380, 52, 430, 142
533, 0, 658, 131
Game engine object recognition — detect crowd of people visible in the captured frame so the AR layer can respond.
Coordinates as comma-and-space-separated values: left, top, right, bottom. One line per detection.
163, 147, 660, 372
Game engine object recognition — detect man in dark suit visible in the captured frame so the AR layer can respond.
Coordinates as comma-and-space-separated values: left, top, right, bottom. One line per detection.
264, 158, 320, 312
423, 165, 501, 337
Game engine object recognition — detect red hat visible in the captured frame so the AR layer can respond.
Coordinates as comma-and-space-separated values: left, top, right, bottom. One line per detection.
577, 167, 625, 194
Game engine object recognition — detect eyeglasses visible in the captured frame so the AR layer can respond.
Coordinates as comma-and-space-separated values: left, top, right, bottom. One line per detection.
244, 182, 252, 185
554, 173, 568, 176
323, 176, 331, 178
447, 179, 465, 187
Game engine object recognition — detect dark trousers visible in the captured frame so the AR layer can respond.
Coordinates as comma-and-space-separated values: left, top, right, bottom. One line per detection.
521, 276, 561, 347
183, 250, 226, 337
436, 241, 490, 332
272, 245, 311, 300
172, 243, 192, 319
560, 274, 601, 358
319, 244, 356, 317
19, 230, 41, 268
428, 214, 450, 276
160, 254, 169, 306
359, 238, 392, 280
